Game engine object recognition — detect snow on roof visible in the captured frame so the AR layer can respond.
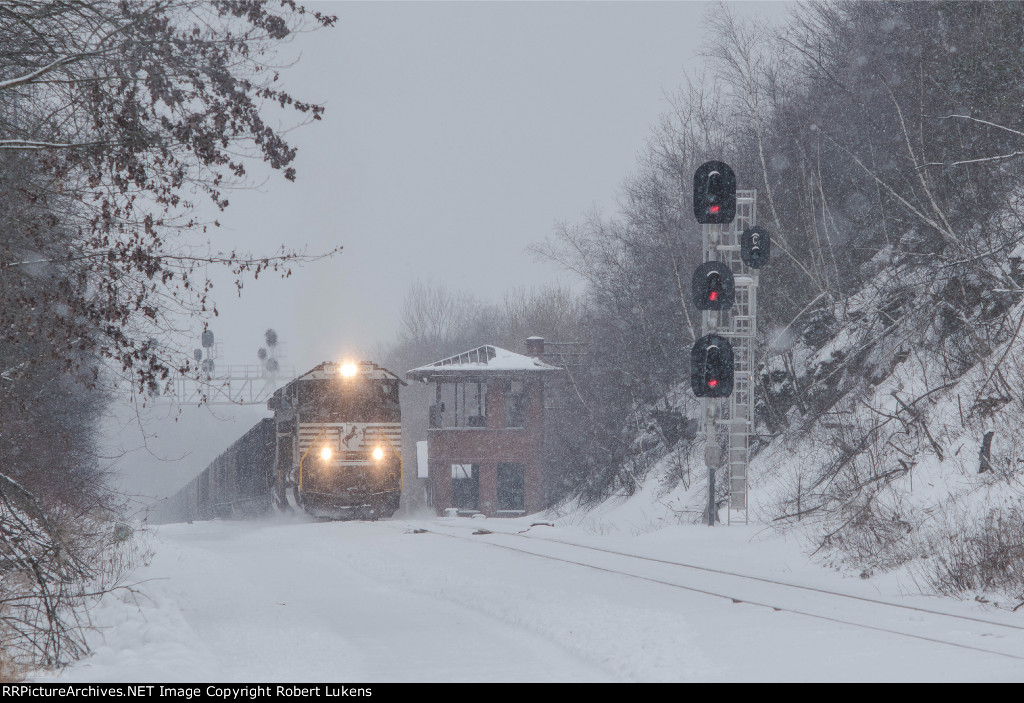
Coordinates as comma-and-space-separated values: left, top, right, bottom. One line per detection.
407, 345, 562, 380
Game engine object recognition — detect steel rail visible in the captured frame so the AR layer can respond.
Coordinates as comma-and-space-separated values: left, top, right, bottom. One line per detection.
414, 523, 1024, 663
419, 521, 1024, 633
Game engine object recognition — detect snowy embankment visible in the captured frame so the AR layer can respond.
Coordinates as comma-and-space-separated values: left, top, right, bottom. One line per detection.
34, 505, 1024, 682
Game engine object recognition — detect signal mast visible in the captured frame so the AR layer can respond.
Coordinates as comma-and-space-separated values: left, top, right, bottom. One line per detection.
690, 162, 770, 525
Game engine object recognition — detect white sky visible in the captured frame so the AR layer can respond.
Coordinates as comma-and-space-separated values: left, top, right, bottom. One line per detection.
205, 0, 791, 366
113, 1, 792, 500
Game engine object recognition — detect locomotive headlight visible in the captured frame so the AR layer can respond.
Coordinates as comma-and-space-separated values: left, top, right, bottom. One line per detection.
371, 446, 385, 461
340, 362, 358, 378
320, 446, 333, 461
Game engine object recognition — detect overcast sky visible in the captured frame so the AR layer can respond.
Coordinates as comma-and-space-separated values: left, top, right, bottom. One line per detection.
114, 1, 792, 501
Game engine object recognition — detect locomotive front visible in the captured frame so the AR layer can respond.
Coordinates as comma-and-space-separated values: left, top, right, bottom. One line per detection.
270, 361, 404, 519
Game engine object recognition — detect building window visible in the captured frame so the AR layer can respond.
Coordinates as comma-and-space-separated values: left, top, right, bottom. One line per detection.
496, 463, 525, 512
451, 464, 479, 510
434, 382, 487, 428
505, 380, 525, 428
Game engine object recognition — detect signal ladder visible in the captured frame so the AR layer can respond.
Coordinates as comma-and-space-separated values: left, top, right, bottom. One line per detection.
702, 189, 758, 524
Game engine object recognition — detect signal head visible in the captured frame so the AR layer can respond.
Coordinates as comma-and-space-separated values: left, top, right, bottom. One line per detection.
740, 226, 771, 269
690, 334, 735, 398
692, 261, 735, 311
693, 161, 737, 224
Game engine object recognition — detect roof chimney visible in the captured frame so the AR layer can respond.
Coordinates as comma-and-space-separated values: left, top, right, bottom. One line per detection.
525, 336, 545, 358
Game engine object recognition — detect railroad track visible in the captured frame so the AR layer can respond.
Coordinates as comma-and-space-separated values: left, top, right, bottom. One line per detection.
404, 520, 1024, 662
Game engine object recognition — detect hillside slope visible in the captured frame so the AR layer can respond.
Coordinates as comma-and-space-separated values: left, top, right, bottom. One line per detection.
582, 241, 1024, 603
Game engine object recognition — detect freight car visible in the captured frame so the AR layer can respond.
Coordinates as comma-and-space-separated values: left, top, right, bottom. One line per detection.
154, 361, 404, 523
154, 418, 276, 522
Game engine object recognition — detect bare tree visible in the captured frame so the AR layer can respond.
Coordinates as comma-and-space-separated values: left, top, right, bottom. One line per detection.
0, 0, 336, 668
0, 1, 339, 393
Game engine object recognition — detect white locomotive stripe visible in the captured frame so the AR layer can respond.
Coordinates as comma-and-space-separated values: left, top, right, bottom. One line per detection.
298, 423, 402, 454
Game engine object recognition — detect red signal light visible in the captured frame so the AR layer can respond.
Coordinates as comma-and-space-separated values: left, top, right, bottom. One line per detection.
709, 204, 720, 214
709, 291, 718, 302
708, 379, 718, 388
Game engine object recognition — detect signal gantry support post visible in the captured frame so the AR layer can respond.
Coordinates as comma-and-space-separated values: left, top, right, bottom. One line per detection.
711, 190, 759, 525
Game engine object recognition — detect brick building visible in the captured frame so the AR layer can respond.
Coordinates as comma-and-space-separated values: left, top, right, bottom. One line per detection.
407, 338, 561, 517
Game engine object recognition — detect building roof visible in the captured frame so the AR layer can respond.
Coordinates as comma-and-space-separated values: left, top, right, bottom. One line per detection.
407, 345, 562, 381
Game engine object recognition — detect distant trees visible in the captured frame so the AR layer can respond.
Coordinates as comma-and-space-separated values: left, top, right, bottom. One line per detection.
0, 1, 335, 668
527, 69, 734, 503
383, 281, 584, 379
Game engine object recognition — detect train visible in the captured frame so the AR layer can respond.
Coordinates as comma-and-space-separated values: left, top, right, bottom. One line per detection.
154, 360, 405, 523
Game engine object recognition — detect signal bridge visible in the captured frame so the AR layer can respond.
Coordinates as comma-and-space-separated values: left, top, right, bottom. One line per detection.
168, 363, 296, 406
141, 330, 295, 406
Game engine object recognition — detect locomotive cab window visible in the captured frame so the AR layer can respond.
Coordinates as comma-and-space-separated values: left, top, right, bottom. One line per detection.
378, 380, 400, 408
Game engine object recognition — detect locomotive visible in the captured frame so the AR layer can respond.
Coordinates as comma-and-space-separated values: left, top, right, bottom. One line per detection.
154, 361, 405, 523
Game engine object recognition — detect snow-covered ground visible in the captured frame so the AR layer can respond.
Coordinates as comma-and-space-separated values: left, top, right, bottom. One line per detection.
34, 506, 1024, 683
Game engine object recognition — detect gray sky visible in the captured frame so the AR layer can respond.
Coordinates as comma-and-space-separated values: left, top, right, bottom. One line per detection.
114, 1, 792, 501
